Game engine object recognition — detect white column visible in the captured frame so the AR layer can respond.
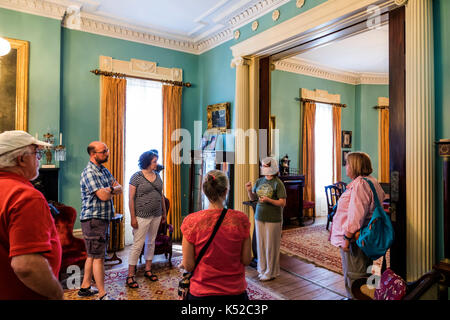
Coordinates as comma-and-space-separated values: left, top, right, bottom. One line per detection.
405, 0, 435, 282
231, 57, 251, 215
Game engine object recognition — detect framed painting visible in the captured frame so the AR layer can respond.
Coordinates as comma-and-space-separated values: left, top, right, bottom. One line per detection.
0, 37, 29, 132
342, 130, 352, 148
269, 115, 276, 155
207, 102, 230, 133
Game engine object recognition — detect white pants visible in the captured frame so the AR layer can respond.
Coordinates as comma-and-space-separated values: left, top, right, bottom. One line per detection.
128, 215, 162, 266
255, 220, 282, 278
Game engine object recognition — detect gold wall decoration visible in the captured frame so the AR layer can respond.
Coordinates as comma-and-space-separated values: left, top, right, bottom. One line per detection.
0, 38, 29, 132
207, 102, 230, 133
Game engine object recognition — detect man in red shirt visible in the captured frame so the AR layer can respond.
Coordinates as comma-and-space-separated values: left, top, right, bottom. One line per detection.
0, 130, 63, 300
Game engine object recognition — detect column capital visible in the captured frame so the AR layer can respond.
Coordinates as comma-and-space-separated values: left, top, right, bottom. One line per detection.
395, 0, 408, 6
231, 57, 251, 68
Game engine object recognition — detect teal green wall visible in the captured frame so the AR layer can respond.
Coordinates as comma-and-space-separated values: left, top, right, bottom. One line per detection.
356, 84, 389, 179
198, 41, 236, 153
271, 70, 356, 183
60, 29, 200, 228
0, 8, 61, 138
271, 70, 388, 184
433, 0, 450, 263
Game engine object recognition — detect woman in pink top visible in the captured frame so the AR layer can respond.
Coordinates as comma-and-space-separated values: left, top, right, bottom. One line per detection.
330, 152, 385, 299
180, 170, 252, 300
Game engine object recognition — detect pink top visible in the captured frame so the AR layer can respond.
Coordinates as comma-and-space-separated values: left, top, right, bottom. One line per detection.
180, 209, 250, 297
330, 175, 386, 248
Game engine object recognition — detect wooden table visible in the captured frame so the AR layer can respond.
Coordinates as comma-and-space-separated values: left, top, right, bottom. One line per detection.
105, 213, 123, 265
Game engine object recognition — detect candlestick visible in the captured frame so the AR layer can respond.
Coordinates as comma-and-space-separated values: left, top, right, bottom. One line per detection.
60, 133, 62, 145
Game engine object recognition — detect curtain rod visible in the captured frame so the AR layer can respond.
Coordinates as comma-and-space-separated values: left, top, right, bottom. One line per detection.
90, 69, 192, 88
295, 97, 347, 108
373, 105, 389, 110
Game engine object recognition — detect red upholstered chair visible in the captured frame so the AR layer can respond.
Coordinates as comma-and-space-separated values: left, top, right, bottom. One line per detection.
51, 202, 87, 279
303, 200, 316, 224
139, 197, 173, 265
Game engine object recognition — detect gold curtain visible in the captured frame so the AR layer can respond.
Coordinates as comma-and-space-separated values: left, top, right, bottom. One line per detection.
162, 85, 182, 241
100, 76, 126, 249
378, 108, 390, 183
302, 101, 316, 217
332, 105, 342, 183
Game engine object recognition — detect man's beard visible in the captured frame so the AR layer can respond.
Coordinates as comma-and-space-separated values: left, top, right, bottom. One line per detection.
96, 156, 108, 164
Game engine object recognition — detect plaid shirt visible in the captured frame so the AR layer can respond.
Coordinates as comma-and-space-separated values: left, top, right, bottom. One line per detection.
80, 161, 115, 221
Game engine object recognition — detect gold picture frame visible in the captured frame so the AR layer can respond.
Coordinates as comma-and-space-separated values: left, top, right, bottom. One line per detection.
207, 102, 230, 133
0, 37, 29, 132
269, 115, 276, 155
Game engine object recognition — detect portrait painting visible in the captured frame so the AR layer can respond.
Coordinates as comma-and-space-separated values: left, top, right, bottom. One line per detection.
207, 102, 230, 133
342, 130, 352, 148
0, 37, 29, 132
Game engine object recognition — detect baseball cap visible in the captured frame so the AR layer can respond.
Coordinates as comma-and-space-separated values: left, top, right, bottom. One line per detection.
0, 130, 52, 156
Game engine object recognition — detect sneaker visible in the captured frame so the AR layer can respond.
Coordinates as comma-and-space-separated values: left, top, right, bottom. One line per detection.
98, 293, 115, 300
77, 286, 99, 297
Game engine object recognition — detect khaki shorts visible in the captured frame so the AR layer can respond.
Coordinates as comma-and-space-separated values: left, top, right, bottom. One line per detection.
81, 219, 110, 259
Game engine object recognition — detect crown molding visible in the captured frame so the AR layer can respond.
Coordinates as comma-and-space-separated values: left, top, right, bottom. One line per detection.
0, 0, 288, 55
0, 0, 66, 19
274, 58, 389, 85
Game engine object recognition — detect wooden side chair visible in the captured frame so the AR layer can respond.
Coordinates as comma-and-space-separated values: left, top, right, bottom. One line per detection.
324, 185, 344, 230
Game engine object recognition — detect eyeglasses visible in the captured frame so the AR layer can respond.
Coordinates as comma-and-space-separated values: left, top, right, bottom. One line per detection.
94, 148, 109, 154
25, 150, 43, 160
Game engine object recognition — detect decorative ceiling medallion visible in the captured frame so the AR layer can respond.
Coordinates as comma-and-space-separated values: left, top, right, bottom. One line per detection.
394, 0, 408, 6
234, 30, 240, 40
296, 0, 305, 9
252, 21, 259, 31
272, 9, 280, 21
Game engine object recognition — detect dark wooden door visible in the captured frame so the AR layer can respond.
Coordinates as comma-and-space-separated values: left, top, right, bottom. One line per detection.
389, 6, 407, 279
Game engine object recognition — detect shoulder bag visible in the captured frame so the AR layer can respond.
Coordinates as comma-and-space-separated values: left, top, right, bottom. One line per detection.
355, 178, 394, 260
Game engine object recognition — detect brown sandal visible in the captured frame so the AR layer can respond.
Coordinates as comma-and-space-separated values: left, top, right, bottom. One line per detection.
126, 276, 139, 288
144, 270, 158, 282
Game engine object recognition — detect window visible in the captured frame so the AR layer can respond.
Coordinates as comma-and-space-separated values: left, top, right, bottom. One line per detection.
123, 78, 163, 245
314, 103, 333, 217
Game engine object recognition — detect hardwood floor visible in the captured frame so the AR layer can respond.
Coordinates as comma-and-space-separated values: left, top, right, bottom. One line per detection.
102, 216, 347, 300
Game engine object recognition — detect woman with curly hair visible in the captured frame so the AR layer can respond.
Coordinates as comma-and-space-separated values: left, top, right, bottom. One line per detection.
125, 150, 166, 288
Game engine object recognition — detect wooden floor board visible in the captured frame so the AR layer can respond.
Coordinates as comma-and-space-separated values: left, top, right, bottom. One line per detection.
97, 218, 347, 300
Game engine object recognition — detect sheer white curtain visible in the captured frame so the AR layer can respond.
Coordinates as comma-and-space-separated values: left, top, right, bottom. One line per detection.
314, 103, 333, 217
124, 78, 163, 245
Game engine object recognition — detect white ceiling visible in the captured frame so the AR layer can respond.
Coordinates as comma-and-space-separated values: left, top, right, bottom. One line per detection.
292, 24, 389, 74
57, 0, 286, 42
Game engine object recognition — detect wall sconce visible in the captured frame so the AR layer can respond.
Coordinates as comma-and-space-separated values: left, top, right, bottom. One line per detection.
0, 37, 11, 56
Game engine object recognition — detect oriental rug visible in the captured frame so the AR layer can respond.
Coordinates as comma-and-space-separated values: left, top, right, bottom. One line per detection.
280, 224, 388, 275
64, 256, 284, 300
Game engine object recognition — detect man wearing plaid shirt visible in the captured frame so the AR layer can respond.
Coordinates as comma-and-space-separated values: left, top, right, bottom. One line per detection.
79, 141, 122, 300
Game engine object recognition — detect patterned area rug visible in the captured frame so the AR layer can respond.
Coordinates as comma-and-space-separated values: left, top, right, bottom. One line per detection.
64, 256, 284, 300
281, 224, 343, 274
280, 224, 388, 275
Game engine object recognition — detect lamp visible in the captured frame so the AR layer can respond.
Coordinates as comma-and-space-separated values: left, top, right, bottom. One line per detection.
0, 37, 11, 56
